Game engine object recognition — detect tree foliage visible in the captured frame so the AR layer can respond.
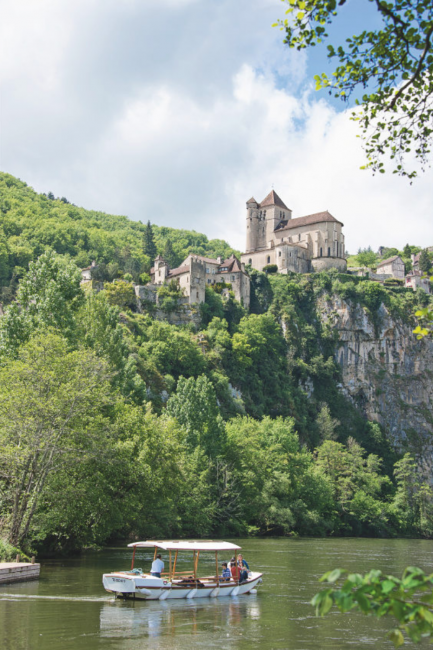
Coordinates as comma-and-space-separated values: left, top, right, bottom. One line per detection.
279, 0, 433, 178
312, 566, 433, 646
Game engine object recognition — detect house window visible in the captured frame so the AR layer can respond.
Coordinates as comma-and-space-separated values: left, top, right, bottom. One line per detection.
267, 256, 271, 264
208, 279, 211, 284
195, 278, 200, 284
328, 247, 331, 257
298, 234, 301, 241
320, 247, 323, 257
206, 267, 210, 274
279, 251, 281, 257
248, 258, 252, 265
230, 275, 235, 281
158, 271, 161, 277
196, 292, 199, 299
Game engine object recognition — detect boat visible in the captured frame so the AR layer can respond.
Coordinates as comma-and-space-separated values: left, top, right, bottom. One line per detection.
102, 540, 263, 600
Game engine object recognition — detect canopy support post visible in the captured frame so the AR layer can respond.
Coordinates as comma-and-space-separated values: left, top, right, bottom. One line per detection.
193, 550, 196, 583
215, 551, 219, 586
172, 550, 178, 579
169, 550, 172, 580
131, 546, 136, 570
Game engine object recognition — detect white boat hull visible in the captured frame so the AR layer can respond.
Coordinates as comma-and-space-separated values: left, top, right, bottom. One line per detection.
103, 571, 263, 601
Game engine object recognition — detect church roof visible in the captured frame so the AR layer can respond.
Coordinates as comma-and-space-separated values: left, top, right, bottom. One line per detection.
246, 197, 257, 204
259, 190, 290, 211
276, 211, 343, 231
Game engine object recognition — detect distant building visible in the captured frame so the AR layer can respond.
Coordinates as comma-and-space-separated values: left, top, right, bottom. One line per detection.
81, 260, 97, 282
405, 271, 431, 294
376, 255, 405, 279
241, 190, 347, 274
150, 253, 250, 308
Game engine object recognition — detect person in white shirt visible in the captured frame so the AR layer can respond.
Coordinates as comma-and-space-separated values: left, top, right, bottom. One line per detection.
150, 554, 164, 577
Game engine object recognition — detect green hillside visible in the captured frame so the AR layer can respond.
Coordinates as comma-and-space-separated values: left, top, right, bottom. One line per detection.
0, 172, 432, 556
0, 172, 239, 302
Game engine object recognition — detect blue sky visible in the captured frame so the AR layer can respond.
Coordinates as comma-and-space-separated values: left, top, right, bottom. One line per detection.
1, 0, 432, 253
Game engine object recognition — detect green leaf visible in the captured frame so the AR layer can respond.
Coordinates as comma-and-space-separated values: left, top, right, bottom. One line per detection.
388, 629, 405, 648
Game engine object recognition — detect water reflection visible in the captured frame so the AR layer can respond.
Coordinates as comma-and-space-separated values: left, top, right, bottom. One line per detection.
99, 595, 261, 640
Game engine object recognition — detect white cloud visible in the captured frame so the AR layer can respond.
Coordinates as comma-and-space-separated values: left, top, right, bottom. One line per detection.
1, 0, 432, 254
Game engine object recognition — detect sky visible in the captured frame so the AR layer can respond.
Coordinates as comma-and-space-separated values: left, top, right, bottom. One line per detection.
1, 0, 432, 254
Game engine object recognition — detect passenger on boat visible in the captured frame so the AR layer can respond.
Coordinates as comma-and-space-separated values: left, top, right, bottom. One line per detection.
238, 554, 249, 583
150, 554, 164, 578
230, 561, 240, 581
238, 554, 249, 570
221, 562, 231, 581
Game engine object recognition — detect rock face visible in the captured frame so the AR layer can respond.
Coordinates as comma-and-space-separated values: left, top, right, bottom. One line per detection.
318, 296, 433, 462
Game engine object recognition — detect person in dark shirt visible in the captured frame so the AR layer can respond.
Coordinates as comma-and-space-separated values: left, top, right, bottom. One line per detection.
221, 562, 231, 581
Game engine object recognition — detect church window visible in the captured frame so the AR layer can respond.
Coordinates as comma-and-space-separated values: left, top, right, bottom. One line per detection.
267, 256, 271, 264
328, 247, 331, 257
320, 247, 322, 257
278, 251, 281, 257
196, 292, 199, 299
336, 243, 338, 257
264, 210, 266, 217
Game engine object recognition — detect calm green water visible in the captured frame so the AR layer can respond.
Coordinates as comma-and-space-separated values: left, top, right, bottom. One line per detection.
0, 538, 432, 650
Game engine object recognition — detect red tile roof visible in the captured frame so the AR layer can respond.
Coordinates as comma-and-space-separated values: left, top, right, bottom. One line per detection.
259, 190, 290, 211
277, 211, 343, 231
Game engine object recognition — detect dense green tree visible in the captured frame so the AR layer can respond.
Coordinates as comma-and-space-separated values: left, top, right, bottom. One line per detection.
355, 248, 378, 268
0, 250, 84, 359
103, 281, 136, 310
419, 248, 432, 273
403, 243, 412, 258
0, 333, 114, 546
279, 0, 433, 178
167, 375, 226, 457
143, 220, 157, 260
163, 239, 178, 268
316, 404, 339, 442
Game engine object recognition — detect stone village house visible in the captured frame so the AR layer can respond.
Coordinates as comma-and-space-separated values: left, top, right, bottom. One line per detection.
150, 253, 251, 308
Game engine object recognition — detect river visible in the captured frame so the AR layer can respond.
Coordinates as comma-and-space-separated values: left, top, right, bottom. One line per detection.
0, 538, 431, 649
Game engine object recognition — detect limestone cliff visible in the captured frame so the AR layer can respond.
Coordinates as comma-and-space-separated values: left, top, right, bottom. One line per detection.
318, 296, 433, 462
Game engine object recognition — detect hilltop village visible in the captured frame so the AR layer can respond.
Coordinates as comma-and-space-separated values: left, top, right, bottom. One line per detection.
120, 190, 351, 312
87, 190, 430, 314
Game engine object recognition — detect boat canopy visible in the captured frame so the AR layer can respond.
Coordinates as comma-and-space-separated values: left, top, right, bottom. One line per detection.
127, 540, 241, 552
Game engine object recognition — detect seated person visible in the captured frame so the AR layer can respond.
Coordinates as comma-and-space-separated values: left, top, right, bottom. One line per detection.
150, 554, 164, 578
221, 562, 231, 581
230, 561, 240, 582
238, 554, 249, 570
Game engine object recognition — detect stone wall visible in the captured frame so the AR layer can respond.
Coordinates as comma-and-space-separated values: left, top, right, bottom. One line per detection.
318, 295, 433, 466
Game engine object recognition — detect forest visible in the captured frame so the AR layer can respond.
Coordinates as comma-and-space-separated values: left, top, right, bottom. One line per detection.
0, 173, 432, 560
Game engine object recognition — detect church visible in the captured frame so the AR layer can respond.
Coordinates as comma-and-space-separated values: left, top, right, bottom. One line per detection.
240, 190, 347, 274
